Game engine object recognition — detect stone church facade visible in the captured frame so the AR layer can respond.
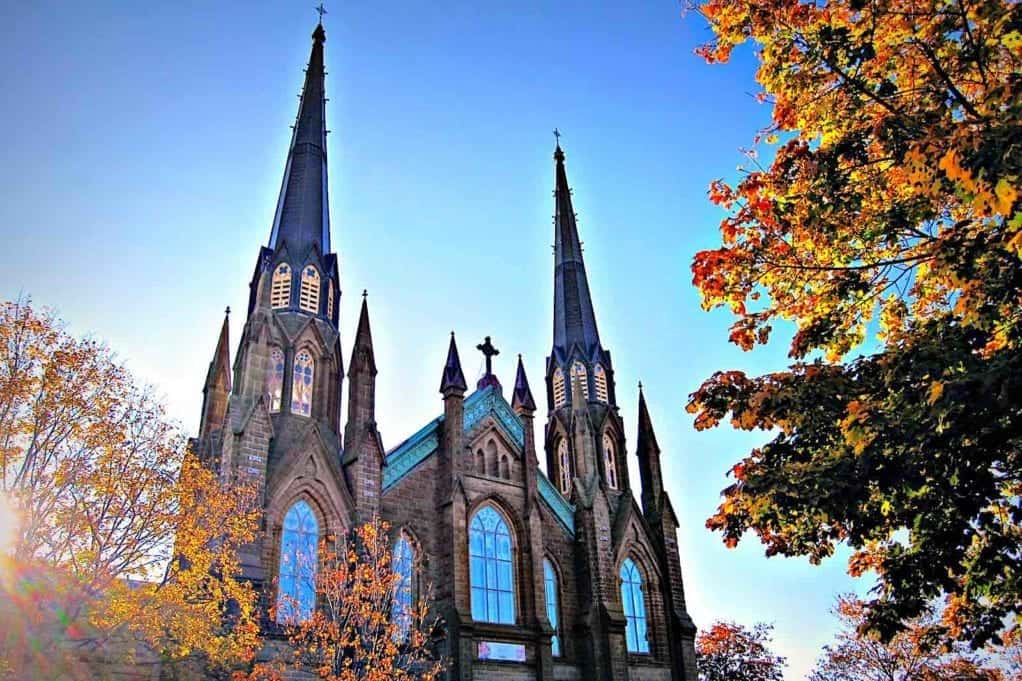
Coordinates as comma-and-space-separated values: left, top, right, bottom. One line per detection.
192, 21, 698, 681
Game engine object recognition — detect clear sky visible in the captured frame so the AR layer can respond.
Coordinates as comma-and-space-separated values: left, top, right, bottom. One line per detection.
0, 1, 872, 678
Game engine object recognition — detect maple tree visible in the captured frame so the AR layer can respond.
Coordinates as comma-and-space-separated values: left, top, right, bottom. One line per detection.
809, 596, 1017, 681
696, 620, 786, 681
243, 518, 445, 681
0, 298, 261, 679
686, 0, 1022, 647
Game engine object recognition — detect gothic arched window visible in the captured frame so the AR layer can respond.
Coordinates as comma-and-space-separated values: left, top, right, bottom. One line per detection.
552, 368, 566, 409
594, 364, 609, 403
544, 559, 562, 657
620, 558, 650, 654
299, 266, 321, 314
291, 350, 314, 416
571, 361, 589, 401
391, 535, 415, 640
268, 348, 285, 413
276, 500, 318, 623
469, 505, 515, 624
603, 433, 619, 490
500, 454, 510, 480
271, 263, 292, 309
557, 439, 572, 495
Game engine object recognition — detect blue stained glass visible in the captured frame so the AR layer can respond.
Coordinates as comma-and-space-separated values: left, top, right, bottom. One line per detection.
620, 559, 649, 654
469, 505, 515, 624
544, 560, 561, 656
276, 500, 318, 623
391, 536, 414, 640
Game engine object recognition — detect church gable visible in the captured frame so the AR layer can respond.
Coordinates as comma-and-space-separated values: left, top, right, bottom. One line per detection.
465, 421, 521, 482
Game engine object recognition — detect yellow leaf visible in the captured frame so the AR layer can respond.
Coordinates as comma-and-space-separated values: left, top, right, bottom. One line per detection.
994, 177, 1018, 214
927, 381, 944, 405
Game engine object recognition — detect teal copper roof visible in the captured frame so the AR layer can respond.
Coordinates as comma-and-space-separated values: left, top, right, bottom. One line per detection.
382, 386, 575, 536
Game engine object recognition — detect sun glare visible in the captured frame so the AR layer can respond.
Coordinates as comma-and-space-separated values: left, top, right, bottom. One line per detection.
0, 492, 18, 557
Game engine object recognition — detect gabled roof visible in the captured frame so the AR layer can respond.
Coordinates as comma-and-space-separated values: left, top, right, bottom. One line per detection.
382, 385, 575, 536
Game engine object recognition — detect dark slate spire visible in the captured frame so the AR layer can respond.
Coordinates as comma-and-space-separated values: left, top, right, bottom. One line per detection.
198, 307, 231, 442
350, 291, 376, 375
439, 333, 468, 394
552, 142, 601, 353
511, 354, 536, 413
268, 22, 331, 255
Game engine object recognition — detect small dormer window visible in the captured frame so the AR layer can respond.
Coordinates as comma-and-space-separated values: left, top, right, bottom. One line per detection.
271, 263, 292, 309
571, 361, 589, 400
299, 266, 320, 314
552, 368, 566, 409
594, 364, 609, 403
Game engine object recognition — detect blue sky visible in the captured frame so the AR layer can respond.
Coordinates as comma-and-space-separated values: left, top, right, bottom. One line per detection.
0, 1, 872, 677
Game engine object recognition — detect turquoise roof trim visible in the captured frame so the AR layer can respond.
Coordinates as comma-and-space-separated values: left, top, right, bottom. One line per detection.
383, 386, 524, 492
538, 471, 576, 536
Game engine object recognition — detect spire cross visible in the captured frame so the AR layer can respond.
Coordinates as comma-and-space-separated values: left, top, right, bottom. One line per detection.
553, 128, 561, 145
476, 336, 500, 376
315, 2, 327, 23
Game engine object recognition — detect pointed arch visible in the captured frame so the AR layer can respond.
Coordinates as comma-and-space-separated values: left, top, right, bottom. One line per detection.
557, 439, 571, 494
291, 350, 314, 416
571, 361, 589, 400
543, 558, 562, 657
267, 347, 285, 413
277, 499, 318, 623
391, 532, 415, 640
594, 363, 609, 403
620, 557, 650, 654
270, 263, 292, 309
468, 504, 515, 624
299, 265, 321, 314
552, 368, 566, 409
603, 432, 619, 490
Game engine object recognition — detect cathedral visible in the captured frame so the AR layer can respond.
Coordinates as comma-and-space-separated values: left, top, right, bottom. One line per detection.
193, 20, 698, 681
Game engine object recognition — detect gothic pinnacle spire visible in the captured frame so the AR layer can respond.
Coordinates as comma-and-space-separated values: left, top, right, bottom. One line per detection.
511, 354, 536, 412
350, 292, 376, 375
552, 140, 601, 354
440, 332, 468, 394
205, 307, 232, 393
267, 20, 331, 255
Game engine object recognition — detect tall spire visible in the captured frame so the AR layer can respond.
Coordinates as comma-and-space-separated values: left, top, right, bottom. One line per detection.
268, 22, 331, 255
198, 307, 232, 442
552, 142, 601, 353
439, 333, 468, 395
350, 291, 376, 375
205, 307, 232, 393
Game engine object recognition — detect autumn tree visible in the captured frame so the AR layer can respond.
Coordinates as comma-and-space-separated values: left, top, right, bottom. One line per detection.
686, 0, 1022, 647
696, 620, 786, 681
0, 298, 261, 679
245, 518, 445, 681
810, 596, 1006, 681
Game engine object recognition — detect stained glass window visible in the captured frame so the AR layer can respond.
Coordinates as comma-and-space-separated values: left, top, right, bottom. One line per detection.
291, 350, 314, 416
268, 348, 285, 413
544, 559, 561, 656
558, 440, 572, 495
271, 263, 292, 309
552, 368, 566, 408
392, 535, 414, 640
299, 266, 320, 314
571, 361, 589, 400
469, 505, 515, 624
594, 364, 609, 403
276, 500, 318, 623
603, 433, 619, 490
620, 559, 649, 654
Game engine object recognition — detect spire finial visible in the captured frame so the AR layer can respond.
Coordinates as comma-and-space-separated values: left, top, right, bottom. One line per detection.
638, 380, 643, 392
315, 2, 327, 24
225, 305, 231, 316
362, 289, 368, 299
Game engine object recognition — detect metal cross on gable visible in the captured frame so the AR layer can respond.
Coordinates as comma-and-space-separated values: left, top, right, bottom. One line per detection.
315, 3, 328, 23
476, 336, 500, 376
